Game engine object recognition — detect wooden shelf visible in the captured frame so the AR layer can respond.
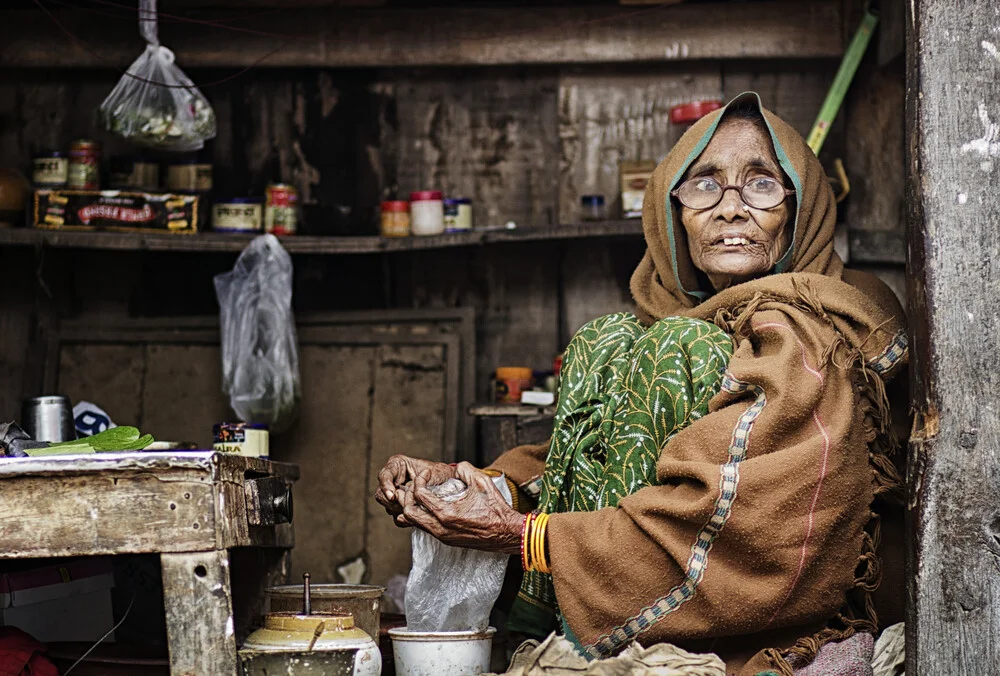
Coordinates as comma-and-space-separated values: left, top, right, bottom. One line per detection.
0, 221, 643, 255
0, 2, 843, 69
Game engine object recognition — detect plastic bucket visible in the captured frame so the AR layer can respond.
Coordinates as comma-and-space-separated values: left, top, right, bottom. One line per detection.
388, 626, 496, 676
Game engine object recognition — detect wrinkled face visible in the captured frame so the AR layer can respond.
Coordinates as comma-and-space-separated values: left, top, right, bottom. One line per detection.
677, 117, 793, 291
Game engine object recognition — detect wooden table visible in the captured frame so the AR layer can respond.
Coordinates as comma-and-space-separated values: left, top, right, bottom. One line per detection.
0, 451, 298, 675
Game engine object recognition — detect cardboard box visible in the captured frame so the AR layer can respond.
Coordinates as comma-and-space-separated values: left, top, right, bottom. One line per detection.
33, 189, 199, 234
619, 160, 657, 219
0, 557, 116, 643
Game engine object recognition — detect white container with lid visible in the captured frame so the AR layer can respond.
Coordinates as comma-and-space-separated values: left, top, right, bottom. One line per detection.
409, 191, 444, 236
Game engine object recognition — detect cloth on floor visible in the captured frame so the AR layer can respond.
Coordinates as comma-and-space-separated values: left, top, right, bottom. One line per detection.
0, 627, 58, 676
788, 631, 873, 676
871, 623, 905, 676
491, 633, 726, 676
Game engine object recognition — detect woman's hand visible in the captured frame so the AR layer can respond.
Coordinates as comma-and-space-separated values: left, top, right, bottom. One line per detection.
397, 462, 523, 555
375, 455, 457, 520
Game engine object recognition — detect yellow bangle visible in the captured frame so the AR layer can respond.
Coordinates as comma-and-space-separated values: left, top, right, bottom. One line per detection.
528, 512, 550, 574
537, 514, 551, 574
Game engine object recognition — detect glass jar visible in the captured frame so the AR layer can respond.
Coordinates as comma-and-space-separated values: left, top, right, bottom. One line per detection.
409, 191, 444, 236
580, 194, 606, 221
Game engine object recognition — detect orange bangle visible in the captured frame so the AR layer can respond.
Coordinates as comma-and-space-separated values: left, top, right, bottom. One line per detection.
521, 513, 534, 571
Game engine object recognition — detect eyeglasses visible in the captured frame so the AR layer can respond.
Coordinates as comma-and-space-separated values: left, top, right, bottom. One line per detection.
671, 176, 795, 211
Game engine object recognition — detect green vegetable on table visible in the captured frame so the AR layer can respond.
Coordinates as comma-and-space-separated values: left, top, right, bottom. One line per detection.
24, 426, 155, 457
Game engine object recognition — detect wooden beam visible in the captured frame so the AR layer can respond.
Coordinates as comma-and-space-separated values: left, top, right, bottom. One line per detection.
905, 0, 1000, 672
0, 2, 843, 69
0, 222, 643, 254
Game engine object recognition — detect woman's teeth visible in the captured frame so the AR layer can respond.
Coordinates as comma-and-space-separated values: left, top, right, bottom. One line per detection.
722, 237, 750, 246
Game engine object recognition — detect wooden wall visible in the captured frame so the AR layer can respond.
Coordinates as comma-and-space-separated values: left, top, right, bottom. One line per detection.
0, 0, 909, 589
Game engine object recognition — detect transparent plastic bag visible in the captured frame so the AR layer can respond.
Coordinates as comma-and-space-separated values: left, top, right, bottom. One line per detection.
98, 0, 216, 151
214, 235, 301, 433
404, 476, 512, 632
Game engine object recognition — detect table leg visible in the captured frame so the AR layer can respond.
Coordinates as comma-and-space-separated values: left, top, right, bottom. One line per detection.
161, 550, 239, 676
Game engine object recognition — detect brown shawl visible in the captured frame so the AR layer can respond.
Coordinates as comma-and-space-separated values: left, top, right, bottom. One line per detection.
490, 93, 907, 675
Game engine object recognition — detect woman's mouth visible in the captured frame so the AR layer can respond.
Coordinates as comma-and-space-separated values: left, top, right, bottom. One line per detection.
712, 236, 753, 247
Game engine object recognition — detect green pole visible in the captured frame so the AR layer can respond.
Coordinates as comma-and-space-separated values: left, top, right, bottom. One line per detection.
806, 10, 880, 155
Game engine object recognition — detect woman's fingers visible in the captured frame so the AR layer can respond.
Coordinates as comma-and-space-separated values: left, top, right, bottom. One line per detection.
377, 455, 410, 502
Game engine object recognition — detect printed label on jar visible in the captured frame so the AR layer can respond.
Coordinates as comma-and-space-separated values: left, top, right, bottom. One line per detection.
213, 203, 262, 232
67, 163, 99, 190
33, 157, 68, 186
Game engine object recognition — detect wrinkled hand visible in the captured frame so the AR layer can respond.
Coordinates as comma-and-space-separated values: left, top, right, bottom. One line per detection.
375, 455, 457, 520
397, 462, 523, 555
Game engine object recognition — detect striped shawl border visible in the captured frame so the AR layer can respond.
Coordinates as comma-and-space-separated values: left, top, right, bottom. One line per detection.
582, 371, 767, 659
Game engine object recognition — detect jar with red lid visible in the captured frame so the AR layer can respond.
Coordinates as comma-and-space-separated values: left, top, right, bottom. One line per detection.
409, 191, 444, 236
670, 100, 723, 127
380, 200, 410, 237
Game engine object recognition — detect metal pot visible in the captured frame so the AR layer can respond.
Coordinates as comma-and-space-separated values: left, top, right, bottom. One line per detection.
239, 612, 381, 676
22, 395, 75, 442
267, 584, 384, 640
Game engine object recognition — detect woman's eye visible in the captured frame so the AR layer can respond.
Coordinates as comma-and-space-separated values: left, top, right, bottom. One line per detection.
694, 179, 719, 192
748, 178, 778, 193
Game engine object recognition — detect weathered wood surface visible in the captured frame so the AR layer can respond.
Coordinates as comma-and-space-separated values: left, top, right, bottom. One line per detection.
905, 0, 1000, 672
557, 67, 722, 223
161, 550, 239, 676
0, 452, 297, 556
366, 344, 447, 585
0, 222, 646, 252
392, 72, 560, 229
0, 2, 843, 69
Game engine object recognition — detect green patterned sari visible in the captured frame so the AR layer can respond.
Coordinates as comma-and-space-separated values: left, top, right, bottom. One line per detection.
507, 312, 734, 637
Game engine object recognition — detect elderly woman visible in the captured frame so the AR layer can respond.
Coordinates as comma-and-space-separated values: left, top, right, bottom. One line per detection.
375, 93, 907, 675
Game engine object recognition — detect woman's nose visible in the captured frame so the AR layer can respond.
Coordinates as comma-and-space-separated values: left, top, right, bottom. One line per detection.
715, 188, 747, 222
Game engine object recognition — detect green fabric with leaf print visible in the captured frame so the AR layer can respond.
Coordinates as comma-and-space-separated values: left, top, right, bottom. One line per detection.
507, 312, 734, 638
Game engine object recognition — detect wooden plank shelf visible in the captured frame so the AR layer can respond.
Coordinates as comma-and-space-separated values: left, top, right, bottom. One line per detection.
0, 221, 643, 254
0, 1, 843, 69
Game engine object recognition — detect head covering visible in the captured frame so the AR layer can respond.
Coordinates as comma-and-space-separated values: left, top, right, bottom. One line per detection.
630, 92, 844, 323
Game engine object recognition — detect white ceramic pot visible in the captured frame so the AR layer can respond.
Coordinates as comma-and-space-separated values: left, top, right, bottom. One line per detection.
388, 626, 496, 676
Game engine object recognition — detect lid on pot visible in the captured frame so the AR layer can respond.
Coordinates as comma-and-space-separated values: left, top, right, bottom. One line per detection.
242, 611, 375, 651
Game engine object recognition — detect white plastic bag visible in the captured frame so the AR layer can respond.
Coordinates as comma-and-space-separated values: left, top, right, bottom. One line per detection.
404, 476, 513, 632
214, 235, 301, 432
98, 0, 216, 151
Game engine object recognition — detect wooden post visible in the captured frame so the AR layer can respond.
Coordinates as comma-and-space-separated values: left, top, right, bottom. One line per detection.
905, 0, 1000, 672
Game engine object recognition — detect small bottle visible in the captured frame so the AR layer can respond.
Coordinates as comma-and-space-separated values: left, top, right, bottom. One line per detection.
580, 195, 606, 221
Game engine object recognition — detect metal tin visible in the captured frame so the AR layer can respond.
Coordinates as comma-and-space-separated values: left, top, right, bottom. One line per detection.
213, 422, 269, 457
22, 395, 76, 443
380, 200, 410, 237
265, 183, 299, 235
443, 198, 472, 232
32, 152, 68, 188
110, 156, 160, 191
268, 585, 384, 641
166, 158, 212, 193
213, 198, 263, 233
67, 140, 100, 190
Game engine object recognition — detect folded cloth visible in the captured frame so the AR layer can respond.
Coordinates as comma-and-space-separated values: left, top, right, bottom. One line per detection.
789, 631, 874, 676
492, 633, 726, 676
0, 627, 58, 676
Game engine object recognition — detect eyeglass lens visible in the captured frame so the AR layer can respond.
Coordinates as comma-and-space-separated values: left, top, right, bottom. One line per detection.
675, 177, 785, 210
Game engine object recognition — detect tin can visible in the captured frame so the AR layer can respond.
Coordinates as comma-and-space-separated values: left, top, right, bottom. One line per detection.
33, 152, 68, 188
380, 200, 410, 237
495, 366, 533, 405
167, 158, 212, 193
265, 183, 299, 235
213, 198, 263, 233
443, 198, 473, 232
67, 139, 101, 190
213, 422, 269, 458
110, 156, 160, 191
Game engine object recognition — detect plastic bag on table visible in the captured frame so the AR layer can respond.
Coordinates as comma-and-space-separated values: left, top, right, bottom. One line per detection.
214, 234, 301, 433
404, 475, 513, 632
98, 0, 216, 151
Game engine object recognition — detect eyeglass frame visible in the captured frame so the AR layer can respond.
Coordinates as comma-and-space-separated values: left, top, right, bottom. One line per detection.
670, 176, 796, 211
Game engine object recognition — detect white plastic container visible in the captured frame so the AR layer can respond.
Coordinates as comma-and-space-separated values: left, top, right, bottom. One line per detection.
388, 626, 496, 676
409, 191, 445, 236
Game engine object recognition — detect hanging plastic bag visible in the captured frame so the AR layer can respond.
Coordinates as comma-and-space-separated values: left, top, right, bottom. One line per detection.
403, 476, 512, 632
214, 235, 301, 433
98, 0, 216, 151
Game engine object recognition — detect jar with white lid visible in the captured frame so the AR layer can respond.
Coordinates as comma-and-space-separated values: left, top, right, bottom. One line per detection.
409, 191, 444, 236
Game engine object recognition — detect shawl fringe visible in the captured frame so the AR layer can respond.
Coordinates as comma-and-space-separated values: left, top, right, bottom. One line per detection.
712, 285, 904, 675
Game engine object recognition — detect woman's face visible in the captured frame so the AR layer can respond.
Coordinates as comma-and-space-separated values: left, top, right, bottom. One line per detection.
678, 117, 793, 291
